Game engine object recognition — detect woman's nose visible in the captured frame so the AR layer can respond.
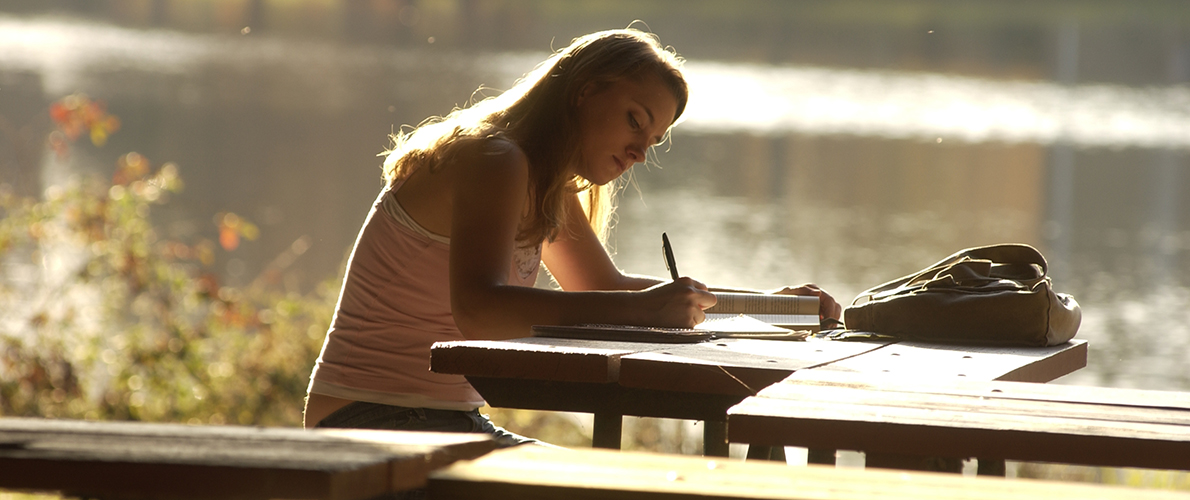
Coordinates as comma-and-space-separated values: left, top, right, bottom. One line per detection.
626, 144, 645, 163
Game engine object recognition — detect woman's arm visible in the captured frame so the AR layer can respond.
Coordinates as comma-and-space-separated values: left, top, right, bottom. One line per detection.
540, 193, 661, 292
541, 193, 842, 321
447, 147, 715, 340
541, 190, 843, 321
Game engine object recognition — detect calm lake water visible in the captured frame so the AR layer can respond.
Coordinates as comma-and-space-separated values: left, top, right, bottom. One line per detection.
2, 12, 1190, 393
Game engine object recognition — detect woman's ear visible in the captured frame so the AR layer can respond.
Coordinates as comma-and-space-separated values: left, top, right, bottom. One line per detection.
575, 82, 594, 107
574, 81, 607, 107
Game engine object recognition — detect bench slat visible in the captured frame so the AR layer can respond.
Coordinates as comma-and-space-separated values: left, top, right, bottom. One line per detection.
428, 445, 1190, 500
0, 418, 496, 500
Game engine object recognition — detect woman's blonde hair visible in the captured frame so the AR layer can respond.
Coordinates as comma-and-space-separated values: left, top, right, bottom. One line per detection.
381, 28, 688, 245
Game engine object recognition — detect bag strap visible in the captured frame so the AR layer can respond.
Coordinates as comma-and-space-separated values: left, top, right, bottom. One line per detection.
852, 244, 1048, 305
956, 244, 1048, 277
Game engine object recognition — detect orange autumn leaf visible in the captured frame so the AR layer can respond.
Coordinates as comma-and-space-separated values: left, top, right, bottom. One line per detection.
48, 93, 121, 148
219, 227, 240, 251
215, 212, 257, 251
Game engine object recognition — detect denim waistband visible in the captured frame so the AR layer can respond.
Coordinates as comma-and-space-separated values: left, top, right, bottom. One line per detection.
315, 401, 478, 429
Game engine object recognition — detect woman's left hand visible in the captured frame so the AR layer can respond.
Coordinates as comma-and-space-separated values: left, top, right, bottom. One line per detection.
772, 284, 843, 325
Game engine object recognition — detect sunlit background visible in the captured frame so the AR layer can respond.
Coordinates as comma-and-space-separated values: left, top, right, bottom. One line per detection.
2, 0, 1190, 487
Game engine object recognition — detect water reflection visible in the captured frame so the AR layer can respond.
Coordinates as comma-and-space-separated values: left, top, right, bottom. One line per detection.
681, 61, 1190, 148
2, 15, 1189, 391
628, 135, 1190, 390
7, 16, 1188, 148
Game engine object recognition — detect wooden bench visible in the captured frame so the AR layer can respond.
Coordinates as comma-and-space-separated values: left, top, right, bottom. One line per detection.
0, 417, 496, 500
426, 444, 1190, 499
727, 370, 1190, 473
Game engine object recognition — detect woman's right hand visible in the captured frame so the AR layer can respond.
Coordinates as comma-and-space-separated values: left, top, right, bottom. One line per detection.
639, 277, 717, 328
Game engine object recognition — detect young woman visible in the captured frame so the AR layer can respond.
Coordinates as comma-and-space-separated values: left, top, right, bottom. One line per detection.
303, 29, 841, 443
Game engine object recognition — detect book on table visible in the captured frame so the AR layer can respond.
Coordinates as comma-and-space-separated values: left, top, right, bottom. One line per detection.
703, 292, 819, 331
531, 293, 820, 343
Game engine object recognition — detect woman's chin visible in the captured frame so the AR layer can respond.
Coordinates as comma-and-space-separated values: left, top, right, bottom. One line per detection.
596, 169, 627, 186
575, 169, 621, 186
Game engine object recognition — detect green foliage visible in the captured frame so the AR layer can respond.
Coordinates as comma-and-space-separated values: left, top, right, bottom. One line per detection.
1016, 462, 1190, 491
0, 100, 335, 427
0, 491, 60, 500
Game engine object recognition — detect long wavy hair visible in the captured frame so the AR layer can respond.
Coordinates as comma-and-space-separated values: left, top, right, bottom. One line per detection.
381, 28, 688, 245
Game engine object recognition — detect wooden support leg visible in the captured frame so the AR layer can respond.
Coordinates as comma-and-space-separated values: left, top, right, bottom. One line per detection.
771, 445, 786, 462
703, 420, 729, 457
807, 448, 836, 466
745, 445, 769, 460
746, 445, 787, 462
591, 413, 622, 449
865, 453, 963, 473
977, 458, 1007, 476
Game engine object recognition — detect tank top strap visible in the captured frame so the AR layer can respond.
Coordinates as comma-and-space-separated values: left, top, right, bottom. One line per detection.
380, 174, 450, 245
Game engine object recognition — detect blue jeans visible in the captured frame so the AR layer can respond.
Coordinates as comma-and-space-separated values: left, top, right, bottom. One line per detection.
314, 401, 538, 447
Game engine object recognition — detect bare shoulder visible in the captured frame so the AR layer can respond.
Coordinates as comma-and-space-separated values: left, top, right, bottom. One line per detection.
449, 136, 531, 200
460, 136, 528, 174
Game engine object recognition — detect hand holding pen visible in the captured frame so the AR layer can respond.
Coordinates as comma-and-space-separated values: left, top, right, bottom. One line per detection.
662, 232, 680, 281
664, 232, 840, 329
652, 232, 715, 327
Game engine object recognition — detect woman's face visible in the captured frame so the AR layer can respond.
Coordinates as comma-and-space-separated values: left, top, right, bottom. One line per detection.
573, 74, 679, 186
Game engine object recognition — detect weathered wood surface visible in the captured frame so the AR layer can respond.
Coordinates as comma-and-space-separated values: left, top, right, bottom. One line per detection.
465, 377, 743, 422
427, 445, 1190, 500
0, 417, 496, 500
728, 369, 1190, 471
818, 339, 1087, 382
617, 339, 893, 396
431, 337, 675, 383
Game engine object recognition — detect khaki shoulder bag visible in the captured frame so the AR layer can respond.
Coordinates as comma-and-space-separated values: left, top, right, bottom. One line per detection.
843, 243, 1081, 347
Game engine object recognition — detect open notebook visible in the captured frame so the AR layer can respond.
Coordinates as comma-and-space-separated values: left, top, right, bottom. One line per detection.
704, 293, 819, 331
531, 293, 820, 343
531, 312, 817, 344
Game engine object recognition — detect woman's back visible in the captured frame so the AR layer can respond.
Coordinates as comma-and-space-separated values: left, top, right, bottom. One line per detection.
306, 147, 541, 426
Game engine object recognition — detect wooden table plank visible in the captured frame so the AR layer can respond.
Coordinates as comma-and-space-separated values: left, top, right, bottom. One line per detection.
612, 339, 893, 457
728, 370, 1190, 471
464, 377, 743, 422
726, 340, 1086, 470
756, 385, 1190, 428
776, 369, 1190, 414
431, 337, 699, 451
427, 445, 1190, 500
0, 417, 497, 500
431, 337, 675, 383
617, 339, 894, 397
817, 340, 1087, 382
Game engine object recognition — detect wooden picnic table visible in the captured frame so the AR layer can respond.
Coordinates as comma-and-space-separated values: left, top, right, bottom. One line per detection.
0, 417, 497, 500
430, 336, 1087, 458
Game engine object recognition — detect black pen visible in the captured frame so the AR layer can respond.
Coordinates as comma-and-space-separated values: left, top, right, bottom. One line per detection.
662, 232, 680, 281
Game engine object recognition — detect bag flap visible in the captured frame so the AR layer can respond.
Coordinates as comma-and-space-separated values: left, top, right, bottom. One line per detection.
856, 244, 1048, 305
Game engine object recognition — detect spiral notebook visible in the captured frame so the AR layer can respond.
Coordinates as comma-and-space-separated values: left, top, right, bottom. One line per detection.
704, 293, 820, 331
531, 315, 812, 343
530, 324, 713, 343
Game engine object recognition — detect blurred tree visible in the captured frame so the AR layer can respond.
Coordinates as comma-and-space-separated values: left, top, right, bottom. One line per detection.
0, 94, 334, 427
